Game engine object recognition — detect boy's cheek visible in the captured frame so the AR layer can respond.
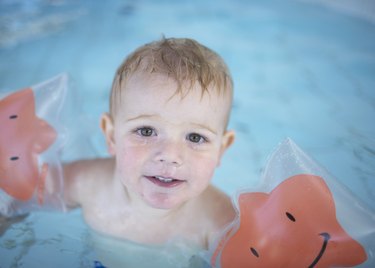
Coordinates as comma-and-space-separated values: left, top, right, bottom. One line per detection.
118, 145, 147, 166
192, 155, 217, 179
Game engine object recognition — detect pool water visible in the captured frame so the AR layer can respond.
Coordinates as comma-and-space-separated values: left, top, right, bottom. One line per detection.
0, 0, 374, 267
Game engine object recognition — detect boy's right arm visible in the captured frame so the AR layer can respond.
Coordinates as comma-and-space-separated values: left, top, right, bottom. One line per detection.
63, 158, 114, 209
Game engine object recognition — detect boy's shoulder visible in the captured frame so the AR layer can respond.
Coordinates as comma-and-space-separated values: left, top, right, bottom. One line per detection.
63, 158, 115, 208
203, 185, 236, 225
195, 185, 236, 245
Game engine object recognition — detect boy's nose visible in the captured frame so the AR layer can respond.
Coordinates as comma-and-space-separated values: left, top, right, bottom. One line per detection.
153, 140, 183, 167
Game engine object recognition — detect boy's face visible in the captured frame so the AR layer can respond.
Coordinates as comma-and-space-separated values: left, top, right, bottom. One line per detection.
102, 73, 234, 210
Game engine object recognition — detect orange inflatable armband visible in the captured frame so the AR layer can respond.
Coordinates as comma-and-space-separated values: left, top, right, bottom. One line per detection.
210, 139, 375, 268
0, 74, 68, 216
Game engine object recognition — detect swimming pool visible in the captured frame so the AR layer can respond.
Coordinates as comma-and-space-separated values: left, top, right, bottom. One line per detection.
1, 0, 374, 267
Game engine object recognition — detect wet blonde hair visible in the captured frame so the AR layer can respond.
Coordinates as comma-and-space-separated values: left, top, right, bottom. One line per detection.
110, 37, 233, 117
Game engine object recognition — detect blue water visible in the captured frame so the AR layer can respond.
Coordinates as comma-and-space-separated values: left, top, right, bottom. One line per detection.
0, 0, 374, 267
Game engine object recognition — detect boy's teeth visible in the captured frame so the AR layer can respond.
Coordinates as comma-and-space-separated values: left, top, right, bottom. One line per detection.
155, 176, 173, 182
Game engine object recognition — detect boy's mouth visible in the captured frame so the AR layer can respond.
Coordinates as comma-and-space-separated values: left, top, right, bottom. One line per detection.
145, 176, 185, 188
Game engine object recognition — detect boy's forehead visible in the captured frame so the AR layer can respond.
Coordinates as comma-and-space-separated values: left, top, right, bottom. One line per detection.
123, 73, 230, 107
126, 72, 213, 95
116, 73, 231, 128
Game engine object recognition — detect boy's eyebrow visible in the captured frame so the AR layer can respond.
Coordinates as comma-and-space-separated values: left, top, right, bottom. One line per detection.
125, 114, 218, 135
191, 123, 218, 135
125, 114, 157, 122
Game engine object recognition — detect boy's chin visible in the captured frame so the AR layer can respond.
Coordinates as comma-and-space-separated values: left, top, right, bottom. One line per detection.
143, 194, 184, 210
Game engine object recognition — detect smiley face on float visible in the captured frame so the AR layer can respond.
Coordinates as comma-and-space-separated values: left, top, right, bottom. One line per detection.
212, 174, 367, 268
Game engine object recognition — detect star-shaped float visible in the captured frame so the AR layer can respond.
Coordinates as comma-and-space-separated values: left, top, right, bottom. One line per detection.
212, 174, 367, 268
0, 88, 56, 204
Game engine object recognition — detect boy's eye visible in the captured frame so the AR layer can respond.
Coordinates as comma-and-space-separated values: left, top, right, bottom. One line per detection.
136, 127, 155, 137
187, 133, 206, 143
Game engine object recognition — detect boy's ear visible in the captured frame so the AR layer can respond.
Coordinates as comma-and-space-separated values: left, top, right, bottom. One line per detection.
218, 130, 235, 166
100, 113, 116, 156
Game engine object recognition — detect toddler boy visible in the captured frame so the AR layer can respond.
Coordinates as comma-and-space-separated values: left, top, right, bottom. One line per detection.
64, 37, 236, 250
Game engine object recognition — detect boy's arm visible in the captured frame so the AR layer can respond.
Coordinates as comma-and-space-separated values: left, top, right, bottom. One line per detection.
63, 158, 114, 209
63, 160, 89, 208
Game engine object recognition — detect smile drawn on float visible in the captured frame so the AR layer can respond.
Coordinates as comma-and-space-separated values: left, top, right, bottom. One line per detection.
248, 211, 331, 268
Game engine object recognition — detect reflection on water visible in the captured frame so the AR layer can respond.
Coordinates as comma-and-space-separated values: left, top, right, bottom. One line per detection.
0, 1, 86, 48
0, 210, 210, 267
0, 211, 93, 267
89, 229, 206, 268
